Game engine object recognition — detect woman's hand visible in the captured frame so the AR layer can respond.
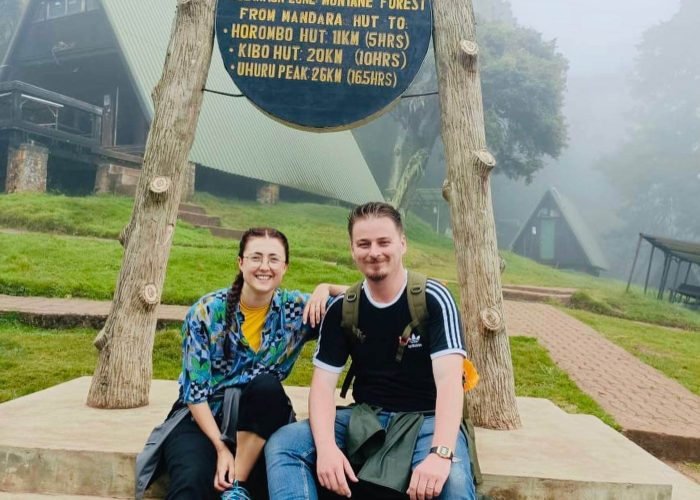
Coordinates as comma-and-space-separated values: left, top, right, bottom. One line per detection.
214, 445, 235, 492
303, 283, 331, 328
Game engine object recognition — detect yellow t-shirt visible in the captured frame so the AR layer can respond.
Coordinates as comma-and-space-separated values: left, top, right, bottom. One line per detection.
240, 301, 269, 352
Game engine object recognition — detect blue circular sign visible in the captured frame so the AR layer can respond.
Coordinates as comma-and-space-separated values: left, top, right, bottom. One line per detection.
216, 0, 432, 131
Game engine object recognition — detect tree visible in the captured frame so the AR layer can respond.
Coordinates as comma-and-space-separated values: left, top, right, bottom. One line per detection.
378, 0, 567, 210
479, 21, 568, 182
387, 53, 440, 211
433, 0, 521, 429
87, 0, 217, 408
598, 0, 700, 269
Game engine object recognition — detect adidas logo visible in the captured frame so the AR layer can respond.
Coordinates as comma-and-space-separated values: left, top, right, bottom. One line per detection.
407, 333, 422, 349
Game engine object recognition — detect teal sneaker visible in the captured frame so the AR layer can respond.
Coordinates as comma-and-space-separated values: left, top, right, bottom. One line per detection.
221, 480, 252, 500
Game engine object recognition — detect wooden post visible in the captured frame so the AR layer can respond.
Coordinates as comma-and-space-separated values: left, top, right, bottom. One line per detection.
432, 0, 520, 429
86, 0, 217, 408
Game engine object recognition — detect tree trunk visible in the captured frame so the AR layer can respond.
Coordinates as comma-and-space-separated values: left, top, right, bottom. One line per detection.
432, 0, 521, 429
86, 0, 217, 409
391, 148, 429, 212
388, 126, 411, 191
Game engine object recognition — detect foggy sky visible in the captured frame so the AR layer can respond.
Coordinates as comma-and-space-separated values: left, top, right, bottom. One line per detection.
508, 0, 681, 75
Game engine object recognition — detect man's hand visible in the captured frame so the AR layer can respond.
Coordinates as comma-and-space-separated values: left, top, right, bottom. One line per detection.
303, 283, 330, 327
213, 445, 235, 492
316, 444, 359, 498
407, 453, 451, 500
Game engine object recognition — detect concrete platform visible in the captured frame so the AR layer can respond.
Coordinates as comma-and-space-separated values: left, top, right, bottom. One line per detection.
1, 378, 699, 499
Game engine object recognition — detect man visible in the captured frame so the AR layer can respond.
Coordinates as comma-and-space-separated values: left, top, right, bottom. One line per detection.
265, 202, 475, 500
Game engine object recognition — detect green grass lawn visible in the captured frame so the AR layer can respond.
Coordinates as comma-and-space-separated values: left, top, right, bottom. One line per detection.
0, 314, 181, 403
0, 314, 615, 428
2, 192, 698, 332
566, 309, 700, 397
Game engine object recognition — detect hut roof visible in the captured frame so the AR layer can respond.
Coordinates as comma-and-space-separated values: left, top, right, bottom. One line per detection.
99, 0, 382, 204
510, 187, 609, 271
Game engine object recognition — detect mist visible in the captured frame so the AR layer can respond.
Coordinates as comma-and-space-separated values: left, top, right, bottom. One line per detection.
492, 0, 691, 280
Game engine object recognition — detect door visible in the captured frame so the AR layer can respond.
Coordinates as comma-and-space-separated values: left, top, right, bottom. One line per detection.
539, 218, 556, 261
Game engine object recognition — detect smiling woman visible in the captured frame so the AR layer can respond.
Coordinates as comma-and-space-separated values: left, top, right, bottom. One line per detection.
136, 227, 348, 500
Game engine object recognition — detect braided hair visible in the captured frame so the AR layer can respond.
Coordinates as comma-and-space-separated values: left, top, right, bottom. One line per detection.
223, 227, 289, 357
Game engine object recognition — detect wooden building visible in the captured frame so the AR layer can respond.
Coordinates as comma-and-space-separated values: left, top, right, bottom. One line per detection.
510, 187, 609, 276
0, 0, 382, 203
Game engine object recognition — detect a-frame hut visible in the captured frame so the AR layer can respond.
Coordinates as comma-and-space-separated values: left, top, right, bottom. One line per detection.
510, 187, 609, 276
0, 0, 382, 203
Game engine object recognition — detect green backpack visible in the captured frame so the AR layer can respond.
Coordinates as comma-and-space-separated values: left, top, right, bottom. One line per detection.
339, 270, 483, 485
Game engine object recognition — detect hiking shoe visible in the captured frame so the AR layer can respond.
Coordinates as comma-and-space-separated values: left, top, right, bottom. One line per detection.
221, 480, 252, 500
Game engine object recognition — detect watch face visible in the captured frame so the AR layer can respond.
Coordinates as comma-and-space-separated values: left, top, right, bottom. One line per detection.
433, 446, 453, 458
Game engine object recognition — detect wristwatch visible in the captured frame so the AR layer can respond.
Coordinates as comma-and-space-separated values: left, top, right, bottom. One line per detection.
429, 445, 454, 460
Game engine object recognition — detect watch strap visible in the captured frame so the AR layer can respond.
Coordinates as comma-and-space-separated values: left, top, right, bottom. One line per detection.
429, 445, 454, 460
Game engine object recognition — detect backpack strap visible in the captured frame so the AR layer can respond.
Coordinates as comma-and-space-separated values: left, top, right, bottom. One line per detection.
396, 271, 428, 362
340, 280, 364, 398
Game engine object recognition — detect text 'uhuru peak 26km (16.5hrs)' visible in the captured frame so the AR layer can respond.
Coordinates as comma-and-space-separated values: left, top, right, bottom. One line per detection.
216, 0, 432, 131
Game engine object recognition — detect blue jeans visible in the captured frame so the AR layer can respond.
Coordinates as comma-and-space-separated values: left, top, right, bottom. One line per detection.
265, 408, 475, 499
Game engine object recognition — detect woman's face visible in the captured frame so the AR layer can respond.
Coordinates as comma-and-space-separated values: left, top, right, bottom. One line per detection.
238, 236, 288, 297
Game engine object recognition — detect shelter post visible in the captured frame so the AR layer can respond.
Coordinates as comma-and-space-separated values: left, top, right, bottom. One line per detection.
657, 254, 672, 300
644, 245, 656, 294
626, 233, 643, 292
670, 259, 684, 302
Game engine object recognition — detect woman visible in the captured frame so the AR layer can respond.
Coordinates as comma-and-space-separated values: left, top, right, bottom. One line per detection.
136, 227, 346, 500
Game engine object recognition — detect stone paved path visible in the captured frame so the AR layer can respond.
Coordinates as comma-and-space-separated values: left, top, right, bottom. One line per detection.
1, 294, 699, 459
505, 301, 700, 460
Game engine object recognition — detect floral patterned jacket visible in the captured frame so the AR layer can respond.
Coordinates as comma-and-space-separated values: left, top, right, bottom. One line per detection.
178, 287, 317, 416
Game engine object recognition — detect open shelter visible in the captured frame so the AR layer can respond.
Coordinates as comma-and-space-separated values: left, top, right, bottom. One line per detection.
626, 234, 700, 304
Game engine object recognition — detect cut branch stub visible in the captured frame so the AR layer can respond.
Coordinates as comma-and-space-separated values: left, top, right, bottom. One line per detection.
93, 328, 109, 350
160, 224, 175, 247
474, 149, 496, 170
149, 176, 172, 195
480, 307, 503, 333
460, 39, 479, 56
441, 178, 452, 202
140, 283, 161, 307
118, 223, 131, 248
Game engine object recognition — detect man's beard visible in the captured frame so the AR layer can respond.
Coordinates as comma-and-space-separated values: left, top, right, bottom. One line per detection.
367, 271, 388, 282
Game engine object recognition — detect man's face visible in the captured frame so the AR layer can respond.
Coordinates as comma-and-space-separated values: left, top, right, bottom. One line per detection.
350, 216, 406, 282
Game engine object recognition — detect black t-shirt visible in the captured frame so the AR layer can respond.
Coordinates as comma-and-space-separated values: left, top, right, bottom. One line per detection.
313, 278, 466, 412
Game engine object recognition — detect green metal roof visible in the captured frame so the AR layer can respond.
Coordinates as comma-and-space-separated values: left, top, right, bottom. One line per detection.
511, 187, 609, 271
100, 0, 382, 205
641, 234, 700, 266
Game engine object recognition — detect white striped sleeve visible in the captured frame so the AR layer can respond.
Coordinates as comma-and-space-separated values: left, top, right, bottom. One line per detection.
426, 280, 466, 359
312, 295, 347, 372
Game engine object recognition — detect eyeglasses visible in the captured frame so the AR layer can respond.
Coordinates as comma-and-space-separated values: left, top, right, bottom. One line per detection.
242, 254, 285, 268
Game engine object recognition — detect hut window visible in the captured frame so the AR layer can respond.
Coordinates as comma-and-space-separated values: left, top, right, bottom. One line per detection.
66, 0, 82, 15
32, 1, 47, 21
33, 0, 99, 22
47, 0, 67, 19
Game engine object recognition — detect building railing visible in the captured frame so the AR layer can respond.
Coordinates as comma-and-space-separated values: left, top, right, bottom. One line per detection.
0, 80, 102, 147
